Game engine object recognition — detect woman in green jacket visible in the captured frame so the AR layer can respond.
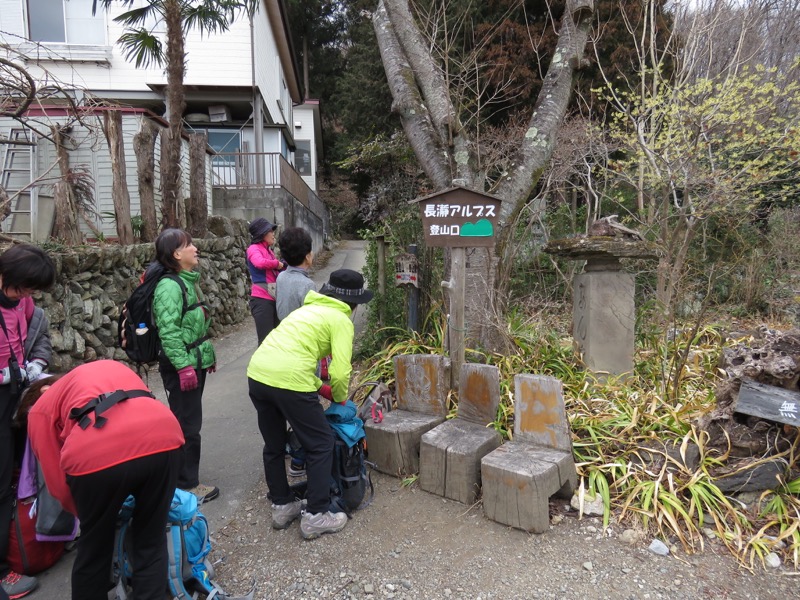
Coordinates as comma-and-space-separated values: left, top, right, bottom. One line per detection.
152, 228, 218, 502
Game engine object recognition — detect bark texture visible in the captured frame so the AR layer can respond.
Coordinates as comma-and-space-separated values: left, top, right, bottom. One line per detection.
160, 0, 186, 228
104, 110, 134, 244
134, 119, 159, 242
186, 132, 208, 238
51, 127, 81, 243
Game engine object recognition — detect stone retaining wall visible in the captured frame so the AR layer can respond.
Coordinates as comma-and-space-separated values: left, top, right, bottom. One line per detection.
38, 216, 251, 372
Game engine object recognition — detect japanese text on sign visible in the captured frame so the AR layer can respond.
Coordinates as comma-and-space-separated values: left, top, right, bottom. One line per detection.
423, 204, 497, 219
779, 401, 798, 420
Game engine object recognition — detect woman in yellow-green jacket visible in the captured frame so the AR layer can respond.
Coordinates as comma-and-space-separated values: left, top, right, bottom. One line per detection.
247, 269, 372, 540
152, 228, 217, 503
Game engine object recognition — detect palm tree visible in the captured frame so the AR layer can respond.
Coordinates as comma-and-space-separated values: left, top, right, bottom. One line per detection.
93, 0, 253, 228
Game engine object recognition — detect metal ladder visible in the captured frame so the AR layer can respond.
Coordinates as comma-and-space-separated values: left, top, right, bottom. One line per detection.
1, 127, 35, 240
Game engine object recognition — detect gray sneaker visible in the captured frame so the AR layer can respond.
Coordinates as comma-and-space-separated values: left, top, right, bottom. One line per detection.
272, 499, 305, 530
300, 510, 348, 540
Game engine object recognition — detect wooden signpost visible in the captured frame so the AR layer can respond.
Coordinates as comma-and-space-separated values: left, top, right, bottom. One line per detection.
410, 186, 502, 390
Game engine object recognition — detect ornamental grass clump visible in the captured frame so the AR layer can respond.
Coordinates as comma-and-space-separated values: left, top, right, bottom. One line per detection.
356, 311, 800, 570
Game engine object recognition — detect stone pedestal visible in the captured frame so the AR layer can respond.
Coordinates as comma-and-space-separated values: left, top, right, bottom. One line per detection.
544, 236, 658, 378
573, 269, 635, 376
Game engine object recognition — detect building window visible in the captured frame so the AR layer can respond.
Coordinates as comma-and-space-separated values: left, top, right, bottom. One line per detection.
207, 130, 241, 166
296, 141, 312, 176
28, 0, 106, 44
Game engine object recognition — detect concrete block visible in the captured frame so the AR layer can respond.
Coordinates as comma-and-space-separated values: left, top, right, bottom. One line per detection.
419, 419, 502, 504
364, 410, 445, 477
481, 442, 577, 533
573, 270, 635, 376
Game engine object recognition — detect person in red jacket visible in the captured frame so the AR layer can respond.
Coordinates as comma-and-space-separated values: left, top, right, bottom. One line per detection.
0, 244, 55, 600
20, 361, 184, 600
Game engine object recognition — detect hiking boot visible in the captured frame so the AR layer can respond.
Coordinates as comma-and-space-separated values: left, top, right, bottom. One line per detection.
288, 461, 306, 477
300, 510, 348, 540
1, 571, 38, 599
271, 498, 305, 530
185, 483, 220, 503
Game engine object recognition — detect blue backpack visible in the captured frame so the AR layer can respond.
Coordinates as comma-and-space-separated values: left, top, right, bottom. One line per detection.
113, 489, 252, 600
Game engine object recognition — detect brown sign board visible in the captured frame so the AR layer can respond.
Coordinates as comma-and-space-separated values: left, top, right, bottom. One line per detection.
409, 186, 502, 248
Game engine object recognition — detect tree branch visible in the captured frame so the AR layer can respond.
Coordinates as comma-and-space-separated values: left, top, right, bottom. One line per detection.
372, 0, 452, 187
494, 0, 594, 223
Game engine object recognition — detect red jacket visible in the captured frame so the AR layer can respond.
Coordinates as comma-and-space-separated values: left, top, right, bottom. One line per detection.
27, 360, 184, 515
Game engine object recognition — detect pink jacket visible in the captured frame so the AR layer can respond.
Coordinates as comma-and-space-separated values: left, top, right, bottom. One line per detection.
246, 242, 282, 300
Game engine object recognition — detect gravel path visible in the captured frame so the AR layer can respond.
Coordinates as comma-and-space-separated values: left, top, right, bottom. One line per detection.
209, 470, 797, 600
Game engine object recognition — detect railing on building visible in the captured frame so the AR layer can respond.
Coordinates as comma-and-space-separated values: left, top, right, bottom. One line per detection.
211, 151, 319, 210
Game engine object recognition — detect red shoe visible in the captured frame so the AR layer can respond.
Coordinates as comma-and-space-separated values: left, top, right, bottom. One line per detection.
1, 571, 39, 599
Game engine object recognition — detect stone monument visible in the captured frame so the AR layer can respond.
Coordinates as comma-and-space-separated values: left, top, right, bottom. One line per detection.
544, 233, 659, 377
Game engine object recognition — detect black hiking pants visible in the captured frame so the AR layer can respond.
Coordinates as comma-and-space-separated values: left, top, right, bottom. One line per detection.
0, 386, 17, 580
67, 449, 179, 600
249, 297, 279, 346
159, 359, 207, 489
248, 379, 334, 514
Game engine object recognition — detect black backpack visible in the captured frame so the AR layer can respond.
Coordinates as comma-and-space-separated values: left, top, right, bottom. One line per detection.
329, 436, 372, 514
286, 431, 373, 516
117, 262, 188, 365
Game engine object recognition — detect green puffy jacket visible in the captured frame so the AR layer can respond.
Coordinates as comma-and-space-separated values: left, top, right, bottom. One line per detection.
153, 269, 215, 370
247, 291, 354, 402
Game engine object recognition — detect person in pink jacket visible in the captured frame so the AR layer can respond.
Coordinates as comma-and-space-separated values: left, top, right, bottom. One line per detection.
246, 218, 287, 344
22, 361, 184, 600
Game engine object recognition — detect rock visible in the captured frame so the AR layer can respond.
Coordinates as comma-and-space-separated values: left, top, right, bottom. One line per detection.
620, 529, 640, 545
648, 539, 670, 556
582, 562, 593, 571
765, 553, 781, 569
571, 492, 605, 516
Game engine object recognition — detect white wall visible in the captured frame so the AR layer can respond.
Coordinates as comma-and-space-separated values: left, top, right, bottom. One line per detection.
0, 0, 255, 92
252, 5, 290, 127
1, 113, 211, 239
292, 105, 317, 192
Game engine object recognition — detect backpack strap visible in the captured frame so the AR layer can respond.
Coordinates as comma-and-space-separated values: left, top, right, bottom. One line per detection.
69, 389, 154, 430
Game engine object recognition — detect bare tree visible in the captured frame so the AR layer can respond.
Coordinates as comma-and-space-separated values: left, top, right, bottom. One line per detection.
595, 0, 800, 314
133, 119, 159, 242
1, 43, 98, 242
103, 108, 134, 244
371, 0, 595, 345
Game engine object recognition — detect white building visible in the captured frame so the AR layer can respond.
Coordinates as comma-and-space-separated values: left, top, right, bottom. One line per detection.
0, 0, 327, 243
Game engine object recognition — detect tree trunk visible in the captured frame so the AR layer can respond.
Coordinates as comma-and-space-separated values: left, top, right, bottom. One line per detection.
373, 0, 595, 349
134, 118, 159, 242
160, 0, 186, 228
186, 132, 208, 237
51, 127, 81, 244
103, 109, 134, 244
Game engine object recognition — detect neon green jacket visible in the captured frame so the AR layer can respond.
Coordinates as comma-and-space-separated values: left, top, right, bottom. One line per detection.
247, 291, 353, 402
